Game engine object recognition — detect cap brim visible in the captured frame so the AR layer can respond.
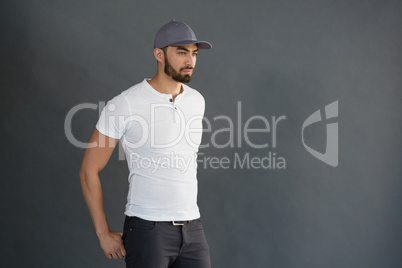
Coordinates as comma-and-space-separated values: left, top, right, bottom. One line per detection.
169, 40, 212, 49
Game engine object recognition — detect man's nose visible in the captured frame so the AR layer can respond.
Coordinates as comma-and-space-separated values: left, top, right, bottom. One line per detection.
185, 54, 195, 66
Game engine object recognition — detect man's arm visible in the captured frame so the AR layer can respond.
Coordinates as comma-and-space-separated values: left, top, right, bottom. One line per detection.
79, 129, 126, 260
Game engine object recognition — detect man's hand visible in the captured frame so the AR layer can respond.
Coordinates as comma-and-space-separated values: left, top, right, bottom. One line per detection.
99, 231, 126, 260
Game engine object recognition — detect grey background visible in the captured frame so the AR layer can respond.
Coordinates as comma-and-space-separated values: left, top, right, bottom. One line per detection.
1, 0, 401, 267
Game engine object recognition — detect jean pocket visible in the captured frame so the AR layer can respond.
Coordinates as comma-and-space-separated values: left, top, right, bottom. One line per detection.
130, 217, 157, 232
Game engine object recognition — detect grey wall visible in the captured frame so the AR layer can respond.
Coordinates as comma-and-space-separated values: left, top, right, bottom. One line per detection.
1, 0, 401, 267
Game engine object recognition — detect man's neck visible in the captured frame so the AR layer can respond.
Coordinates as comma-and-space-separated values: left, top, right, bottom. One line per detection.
148, 72, 183, 100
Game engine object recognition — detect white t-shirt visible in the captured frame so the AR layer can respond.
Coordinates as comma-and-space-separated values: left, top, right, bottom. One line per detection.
96, 79, 205, 221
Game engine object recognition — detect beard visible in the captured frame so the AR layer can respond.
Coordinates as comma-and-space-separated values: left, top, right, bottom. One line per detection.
164, 56, 194, 83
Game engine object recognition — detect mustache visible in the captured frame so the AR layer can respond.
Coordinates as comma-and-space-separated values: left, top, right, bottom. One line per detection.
180, 66, 194, 71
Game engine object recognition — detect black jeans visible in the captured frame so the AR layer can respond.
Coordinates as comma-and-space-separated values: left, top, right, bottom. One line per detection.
122, 216, 211, 268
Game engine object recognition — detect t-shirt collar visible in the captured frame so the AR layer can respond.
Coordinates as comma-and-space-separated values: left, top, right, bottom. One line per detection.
143, 78, 187, 100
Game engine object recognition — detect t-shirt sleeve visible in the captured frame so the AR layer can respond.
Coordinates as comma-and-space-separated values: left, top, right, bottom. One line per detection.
96, 94, 130, 139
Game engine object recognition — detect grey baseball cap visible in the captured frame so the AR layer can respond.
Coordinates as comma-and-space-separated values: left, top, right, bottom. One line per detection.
154, 20, 212, 49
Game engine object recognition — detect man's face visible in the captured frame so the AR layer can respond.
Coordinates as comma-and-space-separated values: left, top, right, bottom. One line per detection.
163, 44, 198, 83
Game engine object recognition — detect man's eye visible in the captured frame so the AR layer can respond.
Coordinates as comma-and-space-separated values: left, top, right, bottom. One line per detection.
179, 52, 186, 55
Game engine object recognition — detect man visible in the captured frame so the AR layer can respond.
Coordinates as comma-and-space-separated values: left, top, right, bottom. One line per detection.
79, 20, 212, 268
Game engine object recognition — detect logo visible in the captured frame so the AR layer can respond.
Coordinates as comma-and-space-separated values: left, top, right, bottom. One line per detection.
65, 100, 339, 171
302, 101, 338, 167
